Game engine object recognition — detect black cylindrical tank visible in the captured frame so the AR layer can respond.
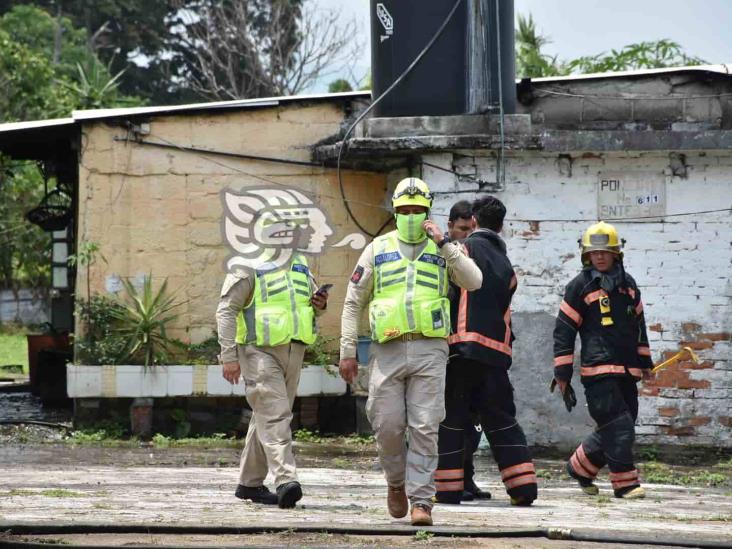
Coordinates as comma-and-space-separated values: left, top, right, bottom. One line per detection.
370, 0, 468, 117
370, 0, 516, 117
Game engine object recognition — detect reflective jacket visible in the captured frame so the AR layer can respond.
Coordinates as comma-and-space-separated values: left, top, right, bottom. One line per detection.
553, 268, 653, 384
448, 229, 517, 369
369, 231, 450, 343
235, 255, 316, 347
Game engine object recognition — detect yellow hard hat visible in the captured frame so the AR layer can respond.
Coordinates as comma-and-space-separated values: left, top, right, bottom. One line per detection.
580, 221, 624, 265
392, 177, 433, 210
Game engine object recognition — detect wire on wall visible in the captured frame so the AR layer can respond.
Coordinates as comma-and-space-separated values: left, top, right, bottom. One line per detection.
336, 0, 466, 238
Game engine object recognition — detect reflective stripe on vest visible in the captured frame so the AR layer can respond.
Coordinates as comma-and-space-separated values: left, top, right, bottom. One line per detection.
369, 231, 449, 343
447, 245, 513, 356
235, 255, 316, 347
580, 364, 643, 379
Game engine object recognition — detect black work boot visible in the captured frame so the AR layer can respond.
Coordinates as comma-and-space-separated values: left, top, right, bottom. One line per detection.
566, 462, 599, 496
234, 484, 278, 505
464, 479, 492, 500
276, 481, 303, 509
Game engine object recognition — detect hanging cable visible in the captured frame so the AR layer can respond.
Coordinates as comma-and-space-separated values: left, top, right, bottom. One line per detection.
120, 132, 732, 223
336, 0, 465, 238
494, 0, 506, 189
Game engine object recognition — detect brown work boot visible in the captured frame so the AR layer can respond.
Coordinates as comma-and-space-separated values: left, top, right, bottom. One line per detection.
410, 503, 433, 526
387, 484, 408, 518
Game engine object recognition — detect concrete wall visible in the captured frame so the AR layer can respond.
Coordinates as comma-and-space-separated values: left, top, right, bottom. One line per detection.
0, 289, 48, 325
76, 101, 389, 345
423, 149, 731, 450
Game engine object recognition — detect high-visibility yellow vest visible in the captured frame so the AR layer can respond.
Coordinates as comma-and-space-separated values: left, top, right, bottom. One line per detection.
235, 255, 316, 347
369, 231, 450, 343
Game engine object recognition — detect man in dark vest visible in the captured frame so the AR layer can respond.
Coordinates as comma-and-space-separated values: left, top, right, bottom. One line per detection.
435, 196, 537, 506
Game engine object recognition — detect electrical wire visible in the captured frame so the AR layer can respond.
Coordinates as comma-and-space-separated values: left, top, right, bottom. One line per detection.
494, 0, 505, 189
336, 0, 465, 238
119, 133, 732, 223
115, 137, 325, 168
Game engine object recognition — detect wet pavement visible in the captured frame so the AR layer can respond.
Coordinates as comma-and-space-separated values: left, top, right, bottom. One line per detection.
0, 390, 72, 424
0, 427, 731, 548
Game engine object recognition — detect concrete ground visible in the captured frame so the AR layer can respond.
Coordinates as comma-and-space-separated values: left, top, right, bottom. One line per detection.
0, 426, 731, 548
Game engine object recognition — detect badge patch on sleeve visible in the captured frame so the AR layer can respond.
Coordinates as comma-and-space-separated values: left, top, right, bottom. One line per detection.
350, 265, 365, 284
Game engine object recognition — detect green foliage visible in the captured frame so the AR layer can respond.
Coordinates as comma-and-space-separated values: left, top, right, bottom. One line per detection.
303, 335, 337, 366
60, 58, 142, 110
638, 445, 660, 462
152, 432, 236, 448
0, 160, 52, 292
0, 5, 92, 79
68, 420, 126, 444
566, 40, 706, 74
73, 295, 126, 365
0, 6, 141, 122
413, 530, 434, 542
643, 462, 729, 487
40, 489, 85, 498
515, 14, 566, 78
0, 332, 27, 374
180, 336, 220, 365
293, 428, 325, 443
109, 275, 182, 366
328, 78, 353, 93
515, 12, 705, 79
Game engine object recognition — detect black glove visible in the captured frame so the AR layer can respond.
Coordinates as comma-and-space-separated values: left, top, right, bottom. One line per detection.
550, 379, 578, 412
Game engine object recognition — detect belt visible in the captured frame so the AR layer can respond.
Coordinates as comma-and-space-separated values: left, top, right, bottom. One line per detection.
395, 332, 428, 342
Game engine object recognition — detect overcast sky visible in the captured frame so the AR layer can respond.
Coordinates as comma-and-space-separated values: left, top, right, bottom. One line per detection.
310, 0, 732, 92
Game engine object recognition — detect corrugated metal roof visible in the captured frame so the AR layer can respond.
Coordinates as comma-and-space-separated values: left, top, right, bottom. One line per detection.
530, 64, 732, 84
1, 65, 732, 136
0, 91, 370, 136
71, 90, 369, 121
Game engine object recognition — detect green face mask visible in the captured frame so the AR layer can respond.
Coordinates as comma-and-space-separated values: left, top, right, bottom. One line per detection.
395, 212, 428, 243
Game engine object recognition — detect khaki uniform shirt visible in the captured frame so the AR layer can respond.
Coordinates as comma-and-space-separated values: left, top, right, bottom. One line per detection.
216, 267, 320, 364
339, 238, 483, 360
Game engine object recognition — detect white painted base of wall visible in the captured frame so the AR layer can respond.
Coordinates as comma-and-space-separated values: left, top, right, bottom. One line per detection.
66, 364, 346, 398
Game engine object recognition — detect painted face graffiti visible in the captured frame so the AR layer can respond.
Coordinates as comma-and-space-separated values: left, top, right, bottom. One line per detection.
222, 187, 335, 271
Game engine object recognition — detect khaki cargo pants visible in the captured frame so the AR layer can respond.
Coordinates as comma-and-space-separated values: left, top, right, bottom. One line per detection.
366, 337, 448, 508
238, 342, 305, 488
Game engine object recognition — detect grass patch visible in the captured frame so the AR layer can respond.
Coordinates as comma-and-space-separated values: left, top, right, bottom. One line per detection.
642, 462, 729, 487
40, 489, 85, 498
293, 429, 375, 447
0, 333, 28, 374
413, 530, 434, 542
0, 489, 36, 497
0, 489, 85, 498
151, 432, 240, 448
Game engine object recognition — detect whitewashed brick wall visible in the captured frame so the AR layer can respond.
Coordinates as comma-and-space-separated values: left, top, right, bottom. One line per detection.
421, 150, 731, 450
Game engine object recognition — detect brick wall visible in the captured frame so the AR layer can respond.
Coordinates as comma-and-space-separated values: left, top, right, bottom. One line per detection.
423, 150, 731, 449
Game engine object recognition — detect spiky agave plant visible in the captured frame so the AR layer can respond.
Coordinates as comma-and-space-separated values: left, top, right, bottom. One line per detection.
111, 275, 181, 366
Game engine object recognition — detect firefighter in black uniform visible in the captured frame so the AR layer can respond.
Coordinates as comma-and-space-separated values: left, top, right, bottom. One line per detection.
553, 221, 652, 499
435, 197, 538, 506
442, 200, 491, 502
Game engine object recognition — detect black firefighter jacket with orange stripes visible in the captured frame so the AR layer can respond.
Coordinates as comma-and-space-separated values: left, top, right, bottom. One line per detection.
553, 267, 653, 385
448, 229, 516, 369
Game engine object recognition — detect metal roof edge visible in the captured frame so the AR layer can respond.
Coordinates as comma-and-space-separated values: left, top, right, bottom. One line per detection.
0, 117, 75, 134
71, 90, 371, 122
527, 64, 732, 84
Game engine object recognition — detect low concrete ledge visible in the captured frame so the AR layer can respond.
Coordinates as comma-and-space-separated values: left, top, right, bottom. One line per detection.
66, 364, 347, 399
313, 129, 732, 163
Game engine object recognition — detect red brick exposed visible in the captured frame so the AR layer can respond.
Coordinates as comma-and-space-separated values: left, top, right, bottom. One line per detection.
658, 407, 679, 417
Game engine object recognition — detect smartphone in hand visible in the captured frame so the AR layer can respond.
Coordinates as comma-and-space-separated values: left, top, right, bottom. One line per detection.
315, 283, 333, 296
